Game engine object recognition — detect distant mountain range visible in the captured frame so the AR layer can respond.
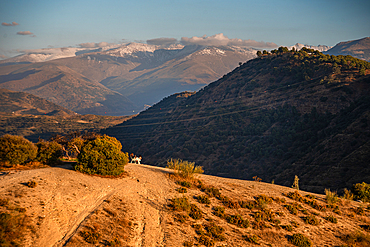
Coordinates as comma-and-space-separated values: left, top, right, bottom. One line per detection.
0, 38, 369, 115
0, 43, 257, 113
103, 48, 370, 194
324, 37, 370, 62
0, 62, 136, 115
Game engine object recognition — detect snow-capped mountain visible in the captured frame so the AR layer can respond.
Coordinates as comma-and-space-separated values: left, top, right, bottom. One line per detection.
288, 43, 332, 52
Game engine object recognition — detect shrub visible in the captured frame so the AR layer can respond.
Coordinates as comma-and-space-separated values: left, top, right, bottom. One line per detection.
282, 224, 293, 231
303, 215, 320, 225
204, 187, 221, 198
189, 204, 202, 220
325, 189, 339, 205
0, 212, 28, 246
198, 235, 214, 247
239, 200, 255, 209
75, 135, 128, 176
0, 198, 9, 206
196, 195, 211, 204
226, 214, 250, 228
177, 181, 192, 188
212, 206, 225, 218
324, 215, 338, 223
170, 197, 191, 211
80, 228, 101, 244
218, 195, 239, 209
353, 206, 365, 216
245, 234, 259, 244
107, 237, 121, 246
175, 213, 189, 223
352, 182, 370, 202
167, 158, 203, 178
177, 187, 187, 193
284, 204, 298, 215
0, 135, 37, 165
290, 233, 312, 247
341, 231, 370, 247
342, 188, 354, 200
27, 180, 37, 188
255, 194, 273, 209
204, 223, 226, 241
35, 140, 63, 165
183, 241, 193, 247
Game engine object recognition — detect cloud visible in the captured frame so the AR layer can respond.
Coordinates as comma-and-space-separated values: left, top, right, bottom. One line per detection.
17, 31, 34, 36
2, 22, 19, 26
147, 38, 178, 46
0, 54, 8, 60
78, 42, 110, 48
180, 33, 277, 48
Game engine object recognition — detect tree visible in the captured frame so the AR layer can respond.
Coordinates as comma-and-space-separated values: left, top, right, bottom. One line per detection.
256, 51, 262, 57
35, 140, 63, 165
0, 135, 37, 165
75, 135, 129, 176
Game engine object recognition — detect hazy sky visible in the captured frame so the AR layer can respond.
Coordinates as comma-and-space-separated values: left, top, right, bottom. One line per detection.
1, 0, 369, 58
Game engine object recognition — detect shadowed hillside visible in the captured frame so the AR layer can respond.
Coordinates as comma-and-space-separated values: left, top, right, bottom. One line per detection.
103, 48, 370, 194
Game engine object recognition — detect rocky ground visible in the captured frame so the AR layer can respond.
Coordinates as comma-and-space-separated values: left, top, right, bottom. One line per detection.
1, 163, 369, 246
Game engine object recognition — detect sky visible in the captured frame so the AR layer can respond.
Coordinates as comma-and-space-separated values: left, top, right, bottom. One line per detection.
0, 0, 369, 59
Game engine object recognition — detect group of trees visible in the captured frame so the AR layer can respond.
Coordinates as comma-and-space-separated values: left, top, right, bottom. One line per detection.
0, 135, 62, 166
257, 46, 370, 76
0, 132, 129, 176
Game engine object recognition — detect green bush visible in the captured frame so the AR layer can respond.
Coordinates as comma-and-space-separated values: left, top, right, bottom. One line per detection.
290, 233, 312, 247
0, 135, 37, 165
351, 182, 370, 202
35, 140, 63, 165
75, 135, 128, 176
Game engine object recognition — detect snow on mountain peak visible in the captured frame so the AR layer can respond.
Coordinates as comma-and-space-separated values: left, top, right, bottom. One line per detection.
289, 43, 332, 52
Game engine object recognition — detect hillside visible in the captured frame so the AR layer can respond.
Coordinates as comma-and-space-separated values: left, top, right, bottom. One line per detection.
1, 163, 369, 246
325, 37, 370, 62
0, 62, 137, 116
103, 48, 370, 194
0, 88, 75, 116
